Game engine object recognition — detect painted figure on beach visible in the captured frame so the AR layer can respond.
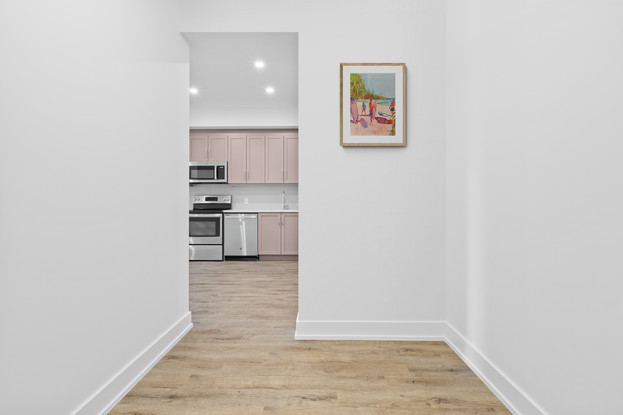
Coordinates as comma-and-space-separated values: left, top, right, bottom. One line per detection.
369, 98, 377, 124
350, 73, 396, 136
350, 97, 359, 122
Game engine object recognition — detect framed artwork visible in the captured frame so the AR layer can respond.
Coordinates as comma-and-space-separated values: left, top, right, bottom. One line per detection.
340, 63, 406, 147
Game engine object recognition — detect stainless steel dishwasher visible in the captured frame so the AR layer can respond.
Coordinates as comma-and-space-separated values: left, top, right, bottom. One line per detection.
224, 213, 258, 259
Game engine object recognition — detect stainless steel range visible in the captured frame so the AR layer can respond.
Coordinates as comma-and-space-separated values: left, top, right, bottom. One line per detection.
189, 195, 231, 261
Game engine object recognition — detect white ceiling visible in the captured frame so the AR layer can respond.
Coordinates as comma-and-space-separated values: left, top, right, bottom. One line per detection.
183, 32, 298, 126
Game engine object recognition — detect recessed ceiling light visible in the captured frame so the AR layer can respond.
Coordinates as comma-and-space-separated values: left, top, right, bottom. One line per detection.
265, 86, 275, 94
254, 60, 265, 69
189, 87, 199, 95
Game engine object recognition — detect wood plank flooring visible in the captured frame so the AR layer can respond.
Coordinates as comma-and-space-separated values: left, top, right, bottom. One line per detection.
110, 261, 510, 414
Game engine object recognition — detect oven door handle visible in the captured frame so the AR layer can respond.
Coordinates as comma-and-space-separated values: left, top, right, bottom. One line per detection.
189, 213, 222, 218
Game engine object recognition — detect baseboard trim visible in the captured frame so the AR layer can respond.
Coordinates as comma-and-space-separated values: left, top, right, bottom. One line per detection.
445, 323, 546, 415
72, 312, 193, 415
295, 314, 446, 341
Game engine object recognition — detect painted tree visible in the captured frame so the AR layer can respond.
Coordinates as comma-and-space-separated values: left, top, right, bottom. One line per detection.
350, 73, 386, 100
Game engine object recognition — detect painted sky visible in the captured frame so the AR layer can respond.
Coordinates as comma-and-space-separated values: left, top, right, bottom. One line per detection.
360, 73, 395, 98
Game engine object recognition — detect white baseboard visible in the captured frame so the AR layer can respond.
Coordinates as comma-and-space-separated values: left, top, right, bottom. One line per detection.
445, 323, 546, 415
72, 312, 193, 415
295, 314, 446, 340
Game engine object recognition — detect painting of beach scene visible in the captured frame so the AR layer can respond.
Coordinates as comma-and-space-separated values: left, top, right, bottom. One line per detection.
350, 73, 396, 136
341, 63, 405, 146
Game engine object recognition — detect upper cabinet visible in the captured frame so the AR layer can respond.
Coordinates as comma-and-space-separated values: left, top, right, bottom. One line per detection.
266, 132, 298, 183
208, 135, 228, 161
230, 134, 266, 183
190, 133, 208, 161
246, 135, 266, 183
284, 133, 298, 183
228, 134, 247, 183
190, 130, 298, 184
189, 132, 228, 162
266, 134, 285, 183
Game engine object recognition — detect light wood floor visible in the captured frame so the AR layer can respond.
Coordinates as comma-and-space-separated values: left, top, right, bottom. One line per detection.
110, 261, 510, 414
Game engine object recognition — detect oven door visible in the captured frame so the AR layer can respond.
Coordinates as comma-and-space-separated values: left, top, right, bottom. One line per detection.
189, 213, 223, 244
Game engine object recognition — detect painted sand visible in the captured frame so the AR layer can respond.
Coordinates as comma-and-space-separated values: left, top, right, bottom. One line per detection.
350, 101, 394, 136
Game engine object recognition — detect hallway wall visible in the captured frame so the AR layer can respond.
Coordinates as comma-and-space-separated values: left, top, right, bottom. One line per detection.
180, 0, 448, 338
0, 1, 190, 413
445, 1, 623, 414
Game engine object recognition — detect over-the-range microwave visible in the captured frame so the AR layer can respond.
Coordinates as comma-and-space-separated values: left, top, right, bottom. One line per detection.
189, 161, 228, 184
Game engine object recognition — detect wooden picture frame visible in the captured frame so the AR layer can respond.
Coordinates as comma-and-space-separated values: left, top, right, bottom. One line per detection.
340, 63, 406, 147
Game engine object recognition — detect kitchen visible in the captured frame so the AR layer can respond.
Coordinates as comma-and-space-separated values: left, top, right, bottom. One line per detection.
184, 32, 299, 263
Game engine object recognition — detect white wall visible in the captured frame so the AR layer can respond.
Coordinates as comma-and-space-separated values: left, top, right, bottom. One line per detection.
191, 105, 297, 128
445, 1, 623, 414
180, 0, 447, 338
0, 1, 190, 414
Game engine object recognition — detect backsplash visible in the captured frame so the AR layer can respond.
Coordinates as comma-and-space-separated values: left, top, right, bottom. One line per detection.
189, 183, 298, 210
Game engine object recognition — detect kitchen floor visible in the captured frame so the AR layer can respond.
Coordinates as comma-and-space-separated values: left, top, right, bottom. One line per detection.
110, 261, 510, 414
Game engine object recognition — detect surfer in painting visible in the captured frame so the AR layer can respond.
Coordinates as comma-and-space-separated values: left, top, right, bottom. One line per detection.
369, 98, 377, 125
350, 97, 359, 123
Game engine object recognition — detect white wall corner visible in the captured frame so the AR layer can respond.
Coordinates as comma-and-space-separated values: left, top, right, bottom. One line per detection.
295, 314, 446, 341
444, 323, 547, 415
72, 312, 193, 415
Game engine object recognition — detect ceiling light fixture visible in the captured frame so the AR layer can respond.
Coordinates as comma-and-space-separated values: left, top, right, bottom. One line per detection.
265, 86, 275, 94
254, 60, 265, 69
189, 87, 199, 95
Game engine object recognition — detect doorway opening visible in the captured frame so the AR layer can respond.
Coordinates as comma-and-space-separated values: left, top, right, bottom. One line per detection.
183, 31, 299, 333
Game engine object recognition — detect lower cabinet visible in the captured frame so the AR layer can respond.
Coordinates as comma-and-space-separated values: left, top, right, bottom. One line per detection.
258, 212, 298, 256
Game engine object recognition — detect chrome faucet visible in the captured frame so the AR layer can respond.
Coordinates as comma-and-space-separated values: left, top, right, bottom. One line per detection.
281, 190, 287, 210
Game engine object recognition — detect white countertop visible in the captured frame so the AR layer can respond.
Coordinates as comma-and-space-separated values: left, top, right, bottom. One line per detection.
224, 204, 298, 213
224, 208, 298, 213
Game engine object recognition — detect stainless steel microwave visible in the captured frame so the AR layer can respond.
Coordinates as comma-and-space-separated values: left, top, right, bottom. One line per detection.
189, 161, 228, 184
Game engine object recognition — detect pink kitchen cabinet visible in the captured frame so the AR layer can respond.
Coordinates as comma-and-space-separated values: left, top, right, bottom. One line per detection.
190, 130, 297, 184
258, 212, 298, 256
265, 133, 298, 183
207, 134, 228, 162
230, 134, 265, 183
258, 213, 282, 255
228, 134, 247, 183
265, 134, 285, 183
246, 135, 266, 183
190, 132, 208, 161
284, 133, 298, 183
281, 213, 299, 255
